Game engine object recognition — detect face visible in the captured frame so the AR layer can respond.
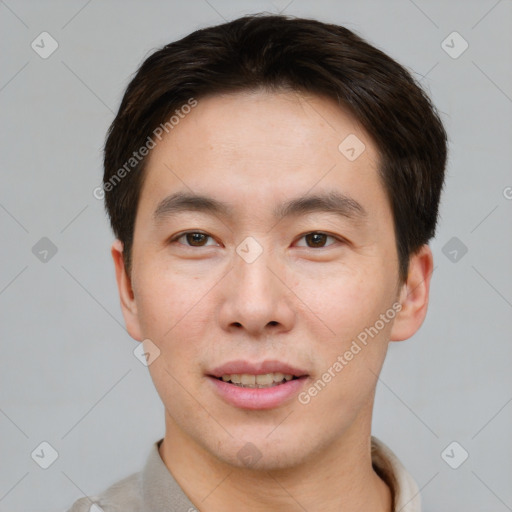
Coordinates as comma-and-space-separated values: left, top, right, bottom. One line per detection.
113, 90, 429, 471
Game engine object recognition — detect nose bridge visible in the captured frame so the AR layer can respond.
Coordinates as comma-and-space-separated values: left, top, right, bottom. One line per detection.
233, 243, 277, 308
219, 238, 294, 334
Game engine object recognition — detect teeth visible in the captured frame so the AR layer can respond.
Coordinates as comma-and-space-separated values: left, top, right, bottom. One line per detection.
273, 372, 284, 382
219, 372, 296, 388
255, 373, 273, 386
240, 374, 256, 386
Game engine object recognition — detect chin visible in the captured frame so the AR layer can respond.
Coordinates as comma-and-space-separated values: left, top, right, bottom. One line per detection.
210, 428, 319, 471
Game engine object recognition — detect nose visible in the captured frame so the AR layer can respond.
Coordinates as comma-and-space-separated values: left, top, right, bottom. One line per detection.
217, 245, 296, 337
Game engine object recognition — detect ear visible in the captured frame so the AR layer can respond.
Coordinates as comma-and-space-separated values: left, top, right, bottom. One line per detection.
111, 239, 143, 341
390, 244, 434, 342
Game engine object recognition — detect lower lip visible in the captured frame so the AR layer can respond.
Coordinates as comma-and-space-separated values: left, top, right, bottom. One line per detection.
207, 376, 308, 410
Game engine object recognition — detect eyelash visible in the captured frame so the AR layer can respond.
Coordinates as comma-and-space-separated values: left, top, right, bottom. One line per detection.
169, 231, 343, 249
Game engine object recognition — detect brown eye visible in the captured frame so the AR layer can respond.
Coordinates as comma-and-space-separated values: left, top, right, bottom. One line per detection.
172, 232, 217, 247
304, 232, 328, 247
296, 232, 338, 248
185, 233, 208, 246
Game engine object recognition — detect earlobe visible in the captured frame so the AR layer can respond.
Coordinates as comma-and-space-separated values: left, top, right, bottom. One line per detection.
390, 245, 434, 342
111, 239, 143, 341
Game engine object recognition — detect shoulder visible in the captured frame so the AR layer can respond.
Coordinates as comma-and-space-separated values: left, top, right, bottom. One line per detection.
66, 471, 143, 512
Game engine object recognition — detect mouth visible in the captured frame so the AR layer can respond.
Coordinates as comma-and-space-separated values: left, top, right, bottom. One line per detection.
206, 360, 309, 409
214, 372, 300, 389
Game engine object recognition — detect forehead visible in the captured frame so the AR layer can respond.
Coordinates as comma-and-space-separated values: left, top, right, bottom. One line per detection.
154, 90, 377, 163
139, 90, 386, 221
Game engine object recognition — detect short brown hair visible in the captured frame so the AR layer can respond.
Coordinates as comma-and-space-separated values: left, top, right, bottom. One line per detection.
103, 14, 447, 281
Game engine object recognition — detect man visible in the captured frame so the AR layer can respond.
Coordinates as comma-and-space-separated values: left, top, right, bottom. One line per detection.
68, 13, 447, 512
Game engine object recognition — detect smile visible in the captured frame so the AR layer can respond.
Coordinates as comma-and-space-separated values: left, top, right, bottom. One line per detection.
217, 372, 298, 388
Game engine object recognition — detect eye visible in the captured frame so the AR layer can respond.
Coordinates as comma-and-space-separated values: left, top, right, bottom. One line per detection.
170, 231, 342, 249
295, 232, 339, 248
171, 231, 218, 247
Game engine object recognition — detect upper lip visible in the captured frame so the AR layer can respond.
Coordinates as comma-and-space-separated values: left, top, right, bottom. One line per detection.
208, 360, 309, 378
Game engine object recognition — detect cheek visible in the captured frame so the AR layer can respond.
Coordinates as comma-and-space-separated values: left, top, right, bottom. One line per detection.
133, 261, 214, 341
297, 279, 393, 422
292, 263, 394, 343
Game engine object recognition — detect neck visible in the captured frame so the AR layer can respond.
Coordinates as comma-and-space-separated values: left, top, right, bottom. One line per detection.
159, 409, 392, 512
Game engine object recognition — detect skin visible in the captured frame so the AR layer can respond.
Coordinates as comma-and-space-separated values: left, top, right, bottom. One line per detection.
112, 90, 433, 511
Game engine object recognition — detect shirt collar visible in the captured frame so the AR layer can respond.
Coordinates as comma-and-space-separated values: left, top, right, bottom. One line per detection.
141, 438, 196, 510
371, 437, 422, 511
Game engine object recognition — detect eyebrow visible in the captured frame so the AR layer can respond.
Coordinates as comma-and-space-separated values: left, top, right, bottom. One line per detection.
152, 191, 367, 224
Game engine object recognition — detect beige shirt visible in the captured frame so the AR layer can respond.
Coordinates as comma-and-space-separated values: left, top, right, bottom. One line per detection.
67, 436, 421, 511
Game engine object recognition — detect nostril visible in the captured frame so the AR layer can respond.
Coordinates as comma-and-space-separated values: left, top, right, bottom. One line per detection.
268, 321, 279, 326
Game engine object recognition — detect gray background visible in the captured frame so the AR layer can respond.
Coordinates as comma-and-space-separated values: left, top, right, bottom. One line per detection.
1, 0, 511, 510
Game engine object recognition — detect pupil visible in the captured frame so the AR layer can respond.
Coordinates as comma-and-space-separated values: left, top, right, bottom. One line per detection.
187, 233, 206, 246
307, 233, 326, 247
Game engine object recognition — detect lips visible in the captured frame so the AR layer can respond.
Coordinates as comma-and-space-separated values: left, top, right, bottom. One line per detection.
208, 359, 308, 379
206, 360, 309, 409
